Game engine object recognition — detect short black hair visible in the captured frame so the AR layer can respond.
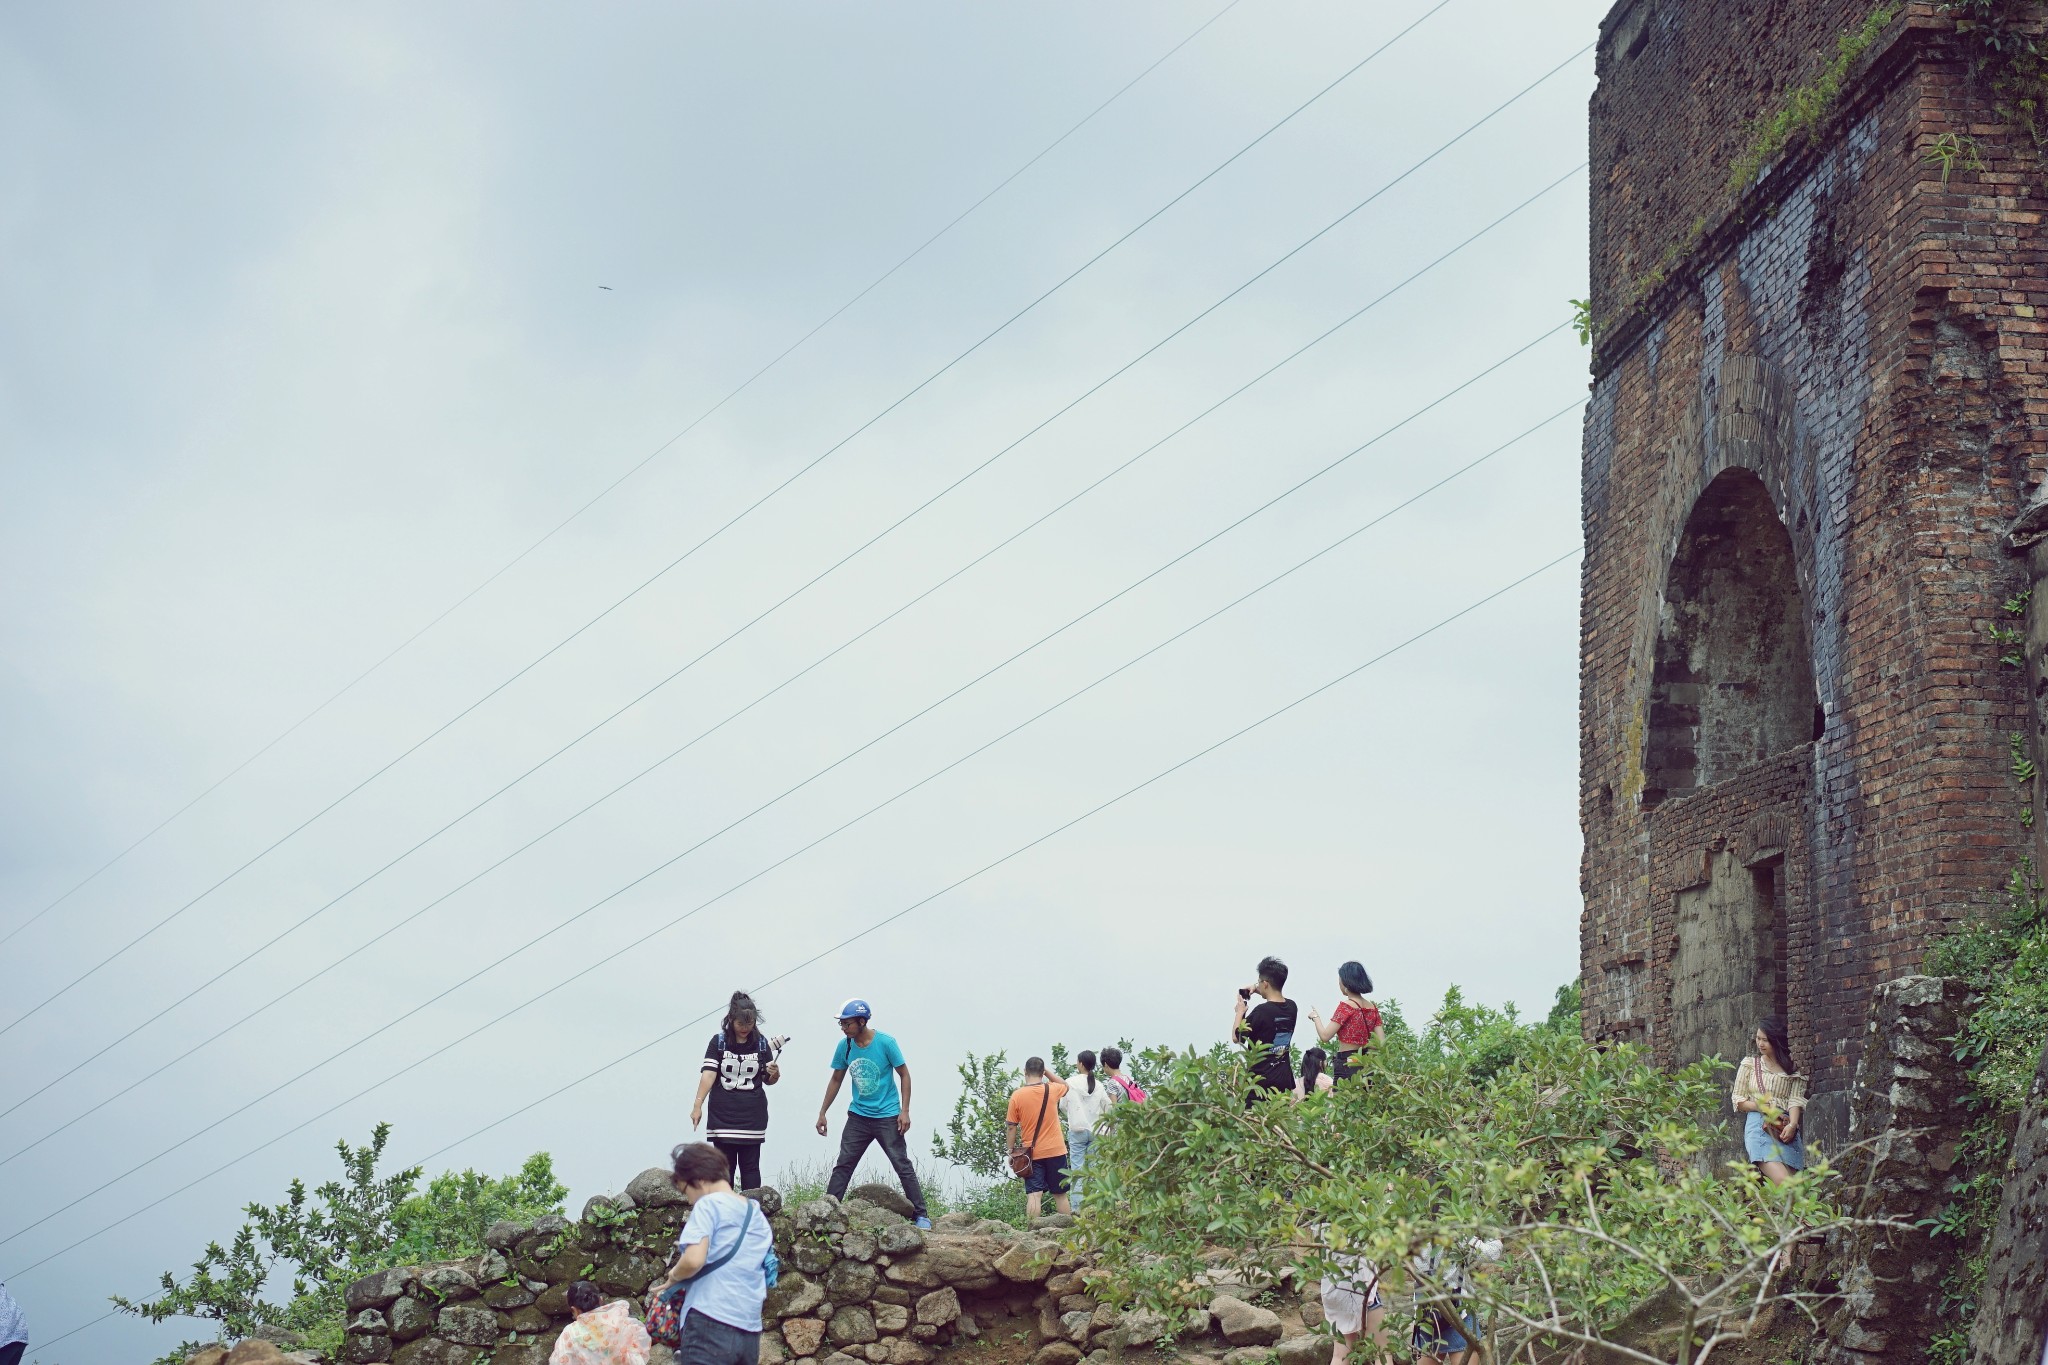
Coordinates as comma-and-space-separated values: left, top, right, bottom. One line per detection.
1257, 955, 1289, 991
1338, 961, 1373, 996
567, 1281, 603, 1315
1100, 1046, 1123, 1069
671, 1141, 731, 1188
1023, 1056, 1045, 1076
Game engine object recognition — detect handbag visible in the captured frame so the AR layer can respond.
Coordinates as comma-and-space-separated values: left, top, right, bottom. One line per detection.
1008, 1081, 1051, 1178
647, 1198, 759, 1347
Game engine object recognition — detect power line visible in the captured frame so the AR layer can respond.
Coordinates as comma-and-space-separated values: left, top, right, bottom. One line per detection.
2, 69, 1586, 1127
9, 538, 1582, 1287
0, 145, 1581, 1155
0, 327, 1574, 1235
0, 2, 1458, 1038
0, 0, 1249, 954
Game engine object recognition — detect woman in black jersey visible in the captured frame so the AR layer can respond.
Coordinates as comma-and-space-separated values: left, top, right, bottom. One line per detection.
691, 991, 783, 1190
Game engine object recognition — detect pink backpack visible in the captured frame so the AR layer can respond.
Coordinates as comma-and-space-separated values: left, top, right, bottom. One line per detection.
1111, 1075, 1147, 1104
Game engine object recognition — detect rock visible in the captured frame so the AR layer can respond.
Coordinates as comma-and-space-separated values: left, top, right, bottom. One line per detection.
955, 1313, 979, 1339
1297, 1297, 1323, 1330
593, 1250, 670, 1296
910, 1325, 938, 1342
348, 1310, 391, 1337
520, 1214, 574, 1249
825, 1260, 880, 1303
873, 1303, 910, 1333
1116, 1308, 1171, 1348
750, 1187, 786, 1218
914, 1288, 959, 1327
784, 1319, 828, 1356
483, 1280, 537, 1310
628, 1168, 688, 1209
872, 1285, 911, 1307
840, 1229, 879, 1263
829, 1306, 879, 1346
646, 1348, 675, 1365
1059, 1311, 1094, 1344
185, 1348, 230, 1365
435, 1305, 499, 1347
994, 1239, 1059, 1284
882, 1253, 940, 1289
222, 1343, 285, 1365
387, 1296, 434, 1342
582, 1194, 619, 1223
795, 1199, 849, 1236
1033, 1214, 1075, 1230
1034, 1344, 1083, 1365
282, 1354, 323, 1365
885, 1340, 931, 1365
475, 1249, 512, 1284
766, 1272, 827, 1321
972, 1219, 1016, 1237
347, 1270, 414, 1314
1058, 1295, 1096, 1315
1274, 1337, 1324, 1365
846, 1183, 916, 1219
393, 1341, 475, 1365
759, 1334, 790, 1365
535, 1282, 571, 1317
338, 1335, 390, 1365
819, 1353, 862, 1365
793, 1240, 836, 1276
506, 1306, 551, 1334
1211, 1297, 1283, 1348
1044, 1273, 1082, 1298
875, 1224, 925, 1257
484, 1221, 527, 1251
419, 1266, 479, 1302
862, 1346, 892, 1363
492, 1344, 551, 1365
1223, 1349, 1274, 1365
934, 1212, 975, 1230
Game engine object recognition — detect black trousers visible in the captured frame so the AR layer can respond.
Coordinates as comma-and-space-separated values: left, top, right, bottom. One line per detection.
713, 1139, 761, 1190
824, 1112, 926, 1217
0, 1342, 24, 1365
677, 1309, 759, 1365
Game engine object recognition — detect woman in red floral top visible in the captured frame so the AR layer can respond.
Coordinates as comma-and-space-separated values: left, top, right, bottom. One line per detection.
1306, 961, 1384, 1081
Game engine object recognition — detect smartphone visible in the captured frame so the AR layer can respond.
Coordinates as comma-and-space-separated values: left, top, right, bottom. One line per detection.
1237, 987, 1252, 1001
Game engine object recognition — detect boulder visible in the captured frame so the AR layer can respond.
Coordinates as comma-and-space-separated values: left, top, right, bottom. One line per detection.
872, 1286, 911, 1307
1210, 1297, 1282, 1348
582, 1194, 620, 1223
784, 1318, 828, 1356
1222, 1349, 1273, 1365
1116, 1308, 1172, 1348
1034, 1344, 1083, 1365
820, 1353, 862, 1365
435, 1305, 500, 1347
520, 1214, 574, 1250
846, 1184, 917, 1219
759, 1333, 790, 1365
955, 1313, 979, 1340
491, 1344, 551, 1365
881, 1254, 940, 1289
392, 1340, 476, 1365
477, 1249, 513, 1283
766, 1272, 827, 1321
829, 1307, 879, 1346
794, 1199, 849, 1237
338, 1336, 390, 1365
387, 1296, 435, 1342
750, 1187, 786, 1218
914, 1288, 959, 1327
792, 1240, 836, 1276
1033, 1214, 1075, 1230
506, 1306, 551, 1334
885, 1341, 931, 1365
185, 1349, 230, 1365
594, 1250, 670, 1296
535, 1282, 571, 1317
282, 1354, 323, 1365
873, 1303, 910, 1333
348, 1310, 391, 1337
1058, 1295, 1096, 1315
875, 1224, 924, 1257
420, 1266, 479, 1302
1275, 1337, 1324, 1365
483, 1281, 537, 1310
1059, 1311, 1094, 1344
909, 1326, 939, 1343
484, 1221, 527, 1251
647, 1348, 675, 1365
825, 1260, 880, 1303
972, 1220, 1016, 1238
933, 1212, 976, 1230
840, 1229, 879, 1263
347, 1269, 414, 1313
628, 1168, 688, 1209
863, 1346, 892, 1363
994, 1239, 1059, 1284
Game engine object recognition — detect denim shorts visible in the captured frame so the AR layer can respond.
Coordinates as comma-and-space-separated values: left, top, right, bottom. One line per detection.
1024, 1153, 1068, 1194
1412, 1307, 1479, 1356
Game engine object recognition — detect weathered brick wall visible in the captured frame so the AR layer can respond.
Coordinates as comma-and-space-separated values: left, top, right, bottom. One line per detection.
1580, 2, 2048, 1143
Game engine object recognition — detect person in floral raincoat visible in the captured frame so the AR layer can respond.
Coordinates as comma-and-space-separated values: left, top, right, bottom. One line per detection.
551, 1280, 651, 1365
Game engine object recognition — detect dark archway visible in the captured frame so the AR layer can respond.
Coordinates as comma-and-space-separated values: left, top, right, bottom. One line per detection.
1643, 469, 1819, 807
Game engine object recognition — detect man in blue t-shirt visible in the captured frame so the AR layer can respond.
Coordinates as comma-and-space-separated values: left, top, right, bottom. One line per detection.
815, 997, 930, 1228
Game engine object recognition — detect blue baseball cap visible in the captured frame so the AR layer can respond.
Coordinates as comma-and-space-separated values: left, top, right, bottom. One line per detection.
835, 998, 872, 1021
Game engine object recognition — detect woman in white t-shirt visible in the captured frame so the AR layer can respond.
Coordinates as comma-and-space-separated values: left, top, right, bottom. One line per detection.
1060, 1050, 1116, 1209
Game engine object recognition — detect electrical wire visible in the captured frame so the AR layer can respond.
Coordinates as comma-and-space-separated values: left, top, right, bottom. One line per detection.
0, 3, 1462, 1039
0, 0, 1250, 954
0, 48, 1587, 1111
7, 539, 1582, 1287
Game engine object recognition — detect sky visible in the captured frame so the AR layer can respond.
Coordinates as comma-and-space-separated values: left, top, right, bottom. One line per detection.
0, 2, 1608, 1359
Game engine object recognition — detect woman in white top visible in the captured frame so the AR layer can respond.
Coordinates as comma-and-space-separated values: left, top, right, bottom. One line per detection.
1060, 1050, 1116, 1209
1731, 1017, 1807, 1184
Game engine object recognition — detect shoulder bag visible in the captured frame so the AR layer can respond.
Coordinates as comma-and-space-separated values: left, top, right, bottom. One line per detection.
648, 1198, 760, 1347
1007, 1081, 1050, 1177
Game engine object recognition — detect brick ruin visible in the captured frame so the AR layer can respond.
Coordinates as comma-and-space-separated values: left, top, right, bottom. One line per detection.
1578, 0, 2048, 1148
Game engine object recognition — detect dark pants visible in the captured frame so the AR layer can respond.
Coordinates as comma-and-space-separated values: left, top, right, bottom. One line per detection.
714, 1139, 761, 1190
678, 1309, 759, 1365
0, 1342, 23, 1365
824, 1112, 926, 1217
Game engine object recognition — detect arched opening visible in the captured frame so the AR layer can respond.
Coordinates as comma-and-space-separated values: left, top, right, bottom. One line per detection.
1643, 469, 1818, 807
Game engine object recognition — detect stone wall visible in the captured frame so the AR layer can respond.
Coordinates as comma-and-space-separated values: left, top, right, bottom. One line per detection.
1579, 0, 2047, 1133
328, 1175, 1335, 1365
1967, 1035, 2048, 1365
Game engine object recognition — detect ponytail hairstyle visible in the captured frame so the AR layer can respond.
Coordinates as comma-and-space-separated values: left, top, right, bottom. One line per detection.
1300, 1047, 1328, 1095
1077, 1049, 1097, 1093
1100, 1045, 1123, 1072
1758, 1017, 1798, 1076
723, 990, 761, 1047
1337, 961, 1373, 998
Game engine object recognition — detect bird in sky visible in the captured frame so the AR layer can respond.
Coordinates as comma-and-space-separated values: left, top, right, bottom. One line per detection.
598, 285, 613, 291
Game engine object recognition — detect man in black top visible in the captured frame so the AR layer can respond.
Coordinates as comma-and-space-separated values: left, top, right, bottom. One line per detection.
1234, 955, 1297, 1106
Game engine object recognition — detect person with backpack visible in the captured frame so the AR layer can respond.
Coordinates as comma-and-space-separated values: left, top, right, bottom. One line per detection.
690, 991, 782, 1190
652, 1143, 778, 1365
815, 997, 932, 1228
1099, 1046, 1147, 1104
1234, 955, 1298, 1106
551, 1280, 651, 1365
1005, 1056, 1072, 1220
1059, 1050, 1115, 1209
1305, 961, 1384, 1082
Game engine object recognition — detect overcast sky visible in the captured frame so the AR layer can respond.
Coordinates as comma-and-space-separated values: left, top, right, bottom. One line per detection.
0, 3, 1606, 1359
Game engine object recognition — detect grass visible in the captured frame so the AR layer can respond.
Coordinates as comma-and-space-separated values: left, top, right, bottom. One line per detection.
769, 1157, 1032, 1227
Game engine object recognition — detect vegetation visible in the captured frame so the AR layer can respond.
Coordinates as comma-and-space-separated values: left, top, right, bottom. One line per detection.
1923, 864, 2048, 1362
112, 1123, 566, 1365
1067, 989, 1896, 1365
1727, 4, 1901, 194
1946, 0, 2048, 153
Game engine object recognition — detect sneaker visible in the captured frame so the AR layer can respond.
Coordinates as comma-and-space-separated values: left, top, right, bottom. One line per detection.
915, 1216, 932, 1230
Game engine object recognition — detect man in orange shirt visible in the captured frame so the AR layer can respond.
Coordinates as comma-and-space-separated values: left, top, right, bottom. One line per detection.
1004, 1056, 1071, 1220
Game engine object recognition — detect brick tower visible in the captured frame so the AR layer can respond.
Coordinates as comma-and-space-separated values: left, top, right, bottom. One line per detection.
1579, 1, 2048, 1143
